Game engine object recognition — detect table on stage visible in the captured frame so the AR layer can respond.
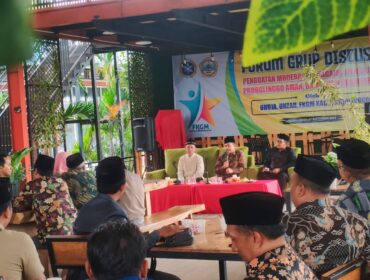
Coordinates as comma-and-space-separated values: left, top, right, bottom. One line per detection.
148, 217, 242, 280
150, 180, 281, 214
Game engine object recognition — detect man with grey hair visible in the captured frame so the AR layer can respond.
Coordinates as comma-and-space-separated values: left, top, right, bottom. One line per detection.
62, 153, 97, 209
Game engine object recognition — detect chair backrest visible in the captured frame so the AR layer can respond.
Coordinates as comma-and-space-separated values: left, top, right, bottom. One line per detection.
291, 147, 301, 157
46, 235, 88, 277
320, 259, 363, 280
164, 146, 219, 178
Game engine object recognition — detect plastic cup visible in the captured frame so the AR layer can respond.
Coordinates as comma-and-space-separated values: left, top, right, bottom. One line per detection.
181, 219, 206, 234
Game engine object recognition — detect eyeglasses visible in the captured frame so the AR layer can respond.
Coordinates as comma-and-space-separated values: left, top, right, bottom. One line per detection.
337, 164, 344, 170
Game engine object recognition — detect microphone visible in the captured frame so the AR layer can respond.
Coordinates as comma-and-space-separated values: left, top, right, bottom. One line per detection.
204, 158, 210, 184
172, 161, 181, 185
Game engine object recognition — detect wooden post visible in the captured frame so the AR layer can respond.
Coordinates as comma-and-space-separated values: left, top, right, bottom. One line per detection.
7, 65, 31, 183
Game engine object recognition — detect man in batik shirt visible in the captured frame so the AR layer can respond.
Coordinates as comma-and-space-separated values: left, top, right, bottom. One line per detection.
336, 139, 370, 224
13, 154, 77, 247
220, 192, 317, 279
215, 136, 245, 180
283, 154, 370, 277
62, 153, 97, 209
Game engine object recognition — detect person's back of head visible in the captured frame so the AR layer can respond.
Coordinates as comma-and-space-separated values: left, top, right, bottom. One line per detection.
34, 154, 55, 177
66, 153, 85, 171
336, 139, 370, 181
291, 155, 337, 207
86, 221, 147, 280
96, 156, 126, 194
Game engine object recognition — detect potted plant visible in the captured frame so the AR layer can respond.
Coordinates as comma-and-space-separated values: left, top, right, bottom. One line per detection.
10, 147, 32, 196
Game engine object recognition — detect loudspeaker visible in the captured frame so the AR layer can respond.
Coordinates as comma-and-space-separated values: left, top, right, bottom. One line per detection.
133, 117, 155, 151
365, 102, 370, 125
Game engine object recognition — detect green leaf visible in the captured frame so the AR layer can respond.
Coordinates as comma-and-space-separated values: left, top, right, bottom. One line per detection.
242, 0, 370, 67
64, 101, 94, 121
0, 1, 33, 65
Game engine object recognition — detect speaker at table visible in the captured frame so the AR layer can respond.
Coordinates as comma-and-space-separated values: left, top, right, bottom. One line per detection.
133, 117, 155, 151
365, 102, 370, 125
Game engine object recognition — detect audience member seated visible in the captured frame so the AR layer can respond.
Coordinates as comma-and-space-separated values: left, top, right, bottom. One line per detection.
177, 140, 204, 182
282, 154, 370, 277
54, 151, 70, 176
0, 178, 45, 279
336, 139, 370, 224
85, 221, 148, 280
73, 156, 182, 280
62, 153, 97, 210
13, 154, 77, 247
215, 136, 245, 180
0, 154, 12, 179
119, 160, 145, 225
220, 192, 317, 279
257, 134, 296, 191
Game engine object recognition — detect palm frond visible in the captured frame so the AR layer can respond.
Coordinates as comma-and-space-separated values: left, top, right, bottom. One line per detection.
64, 101, 94, 121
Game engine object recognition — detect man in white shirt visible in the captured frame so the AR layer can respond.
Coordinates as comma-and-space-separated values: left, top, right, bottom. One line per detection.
177, 140, 204, 182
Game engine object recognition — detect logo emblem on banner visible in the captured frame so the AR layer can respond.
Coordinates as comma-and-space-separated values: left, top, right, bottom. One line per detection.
200, 57, 218, 77
180, 60, 196, 77
179, 83, 221, 131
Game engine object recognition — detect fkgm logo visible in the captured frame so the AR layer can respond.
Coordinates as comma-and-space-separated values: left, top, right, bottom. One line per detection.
179, 83, 221, 132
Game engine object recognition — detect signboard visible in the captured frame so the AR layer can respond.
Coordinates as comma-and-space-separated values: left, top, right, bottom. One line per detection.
173, 37, 370, 137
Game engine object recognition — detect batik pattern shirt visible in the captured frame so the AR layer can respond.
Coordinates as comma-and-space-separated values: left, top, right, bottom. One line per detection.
282, 198, 370, 277
337, 178, 370, 225
61, 169, 97, 209
246, 244, 317, 279
263, 147, 296, 172
215, 150, 245, 179
13, 176, 77, 244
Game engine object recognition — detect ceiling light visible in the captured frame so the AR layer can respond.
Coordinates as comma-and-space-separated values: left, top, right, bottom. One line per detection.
102, 31, 116, 35
209, 12, 219, 16
228, 8, 249, 13
166, 17, 177, 21
135, 40, 152, 46
140, 20, 156, 24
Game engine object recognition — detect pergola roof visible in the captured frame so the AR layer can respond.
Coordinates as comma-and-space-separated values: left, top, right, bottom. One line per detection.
32, 0, 249, 54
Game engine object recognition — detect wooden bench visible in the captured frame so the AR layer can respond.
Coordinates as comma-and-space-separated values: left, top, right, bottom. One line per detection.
139, 204, 205, 233
321, 259, 363, 280
144, 180, 168, 216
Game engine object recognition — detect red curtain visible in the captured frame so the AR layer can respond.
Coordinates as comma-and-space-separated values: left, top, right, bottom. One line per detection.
155, 110, 186, 149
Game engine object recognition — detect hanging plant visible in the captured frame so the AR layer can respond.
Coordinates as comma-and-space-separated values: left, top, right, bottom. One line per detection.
303, 65, 370, 144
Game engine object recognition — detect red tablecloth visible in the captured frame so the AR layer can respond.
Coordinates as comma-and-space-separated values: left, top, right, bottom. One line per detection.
150, 180, 281, 214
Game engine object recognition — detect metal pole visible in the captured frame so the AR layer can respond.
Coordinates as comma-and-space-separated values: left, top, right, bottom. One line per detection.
57, 39, 67, 152
127, 51, 136, 169
113, 51, 125, 158
90, 56, 103, 161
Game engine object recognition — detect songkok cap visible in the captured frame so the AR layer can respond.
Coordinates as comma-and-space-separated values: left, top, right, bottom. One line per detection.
67, 153, 84, 169
96, 156, 125, 193
224, 136, 235, 144
185, 139, 196, 146
220, 192, 284, 226
336, 139, 370, 169
294, 154, 336, 188
34, 154, 55, 174
277, 134, 290, 142
0, 178, 12, 205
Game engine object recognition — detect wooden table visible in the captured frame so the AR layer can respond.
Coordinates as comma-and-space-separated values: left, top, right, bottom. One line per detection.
284, 183, 348, 212
148, 217, 242, 280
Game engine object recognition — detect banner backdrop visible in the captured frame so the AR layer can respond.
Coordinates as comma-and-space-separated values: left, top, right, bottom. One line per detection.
173, 37, 370, 137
